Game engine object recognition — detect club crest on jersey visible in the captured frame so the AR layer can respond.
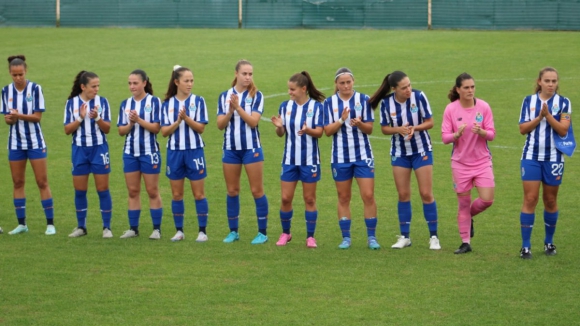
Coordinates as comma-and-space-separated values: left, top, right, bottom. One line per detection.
410, 103, 418, 113
354, 103, 362, 111
551, 104, 559, 115
306, 109, 314, 117
95, 104, 102, 113
189, 103, 196, 112
144, 104, 152, 113
245, 97, 252, 104
475, 112, 483, 123
26, 93, 33, 102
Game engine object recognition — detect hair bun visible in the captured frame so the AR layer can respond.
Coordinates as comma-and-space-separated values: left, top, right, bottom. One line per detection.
173, 65, 181, 72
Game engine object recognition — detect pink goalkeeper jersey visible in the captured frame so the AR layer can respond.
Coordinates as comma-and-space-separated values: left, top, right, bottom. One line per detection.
441, 98, 496, 168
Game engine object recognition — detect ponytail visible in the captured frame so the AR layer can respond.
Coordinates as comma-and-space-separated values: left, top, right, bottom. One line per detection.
7, 55, 27, 70
164, 66, 191, 101
68, 70, 99, 99
289, 71, 326, 102
130, 69, 154, 95
448, 72, 473, 102
369, 71, 407, 109
231, 59, 258, 98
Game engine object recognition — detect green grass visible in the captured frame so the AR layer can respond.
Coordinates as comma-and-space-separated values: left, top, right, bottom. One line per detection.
1, 28, 579, 325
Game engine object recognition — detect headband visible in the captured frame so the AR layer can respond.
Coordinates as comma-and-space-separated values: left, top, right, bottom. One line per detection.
335, 72, 353, 80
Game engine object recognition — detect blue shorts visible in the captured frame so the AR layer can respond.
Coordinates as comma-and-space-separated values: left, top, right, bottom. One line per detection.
166, 148, 207, 181
331, 159, 375, 182
391, 151, 433, 169
222, 148, 264, 165
521, 159, 564, 186
123, 152, 162, 174
280, 164, 321, 183
72, 143, 111, 176
9, 148, 47, 161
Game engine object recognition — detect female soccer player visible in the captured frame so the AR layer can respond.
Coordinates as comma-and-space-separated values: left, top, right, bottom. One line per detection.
323, 67, 380, 250
217, 59, 269, 245
369, 71, 440, 250
271, 71, 325, 248
1, 55, 55, 235
64, 70, 113, 238
117, 69, 163, 240
518, 67, 571, 259
161, 65, 209, 242
441, 73, 496, 254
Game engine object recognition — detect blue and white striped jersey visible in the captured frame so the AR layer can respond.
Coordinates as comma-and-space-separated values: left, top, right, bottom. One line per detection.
63, 95, 111, 147
520, 93, 572, 162
323, 91, 374, 164
379, 89, 433, 156
1, 81, 46, 150
161, 94, 207, 150
217, 88, 264, 150
117, 94, 161, 156
278, 99, 323, 166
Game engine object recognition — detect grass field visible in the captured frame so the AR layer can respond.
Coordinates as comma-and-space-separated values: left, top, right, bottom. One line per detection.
1, 28, 579, 325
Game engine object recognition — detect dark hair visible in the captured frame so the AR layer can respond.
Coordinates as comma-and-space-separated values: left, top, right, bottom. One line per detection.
231, 59, 257, 98
448, 72, 473, 102
68, 70, 99, 99
130, 69, 153, 95
164, 66, 192, 101
535, 67, 559, 94
289, 71, 325, 102
7, 55, 27, 70
369, 71, 408, 109
334, 67, 354, 93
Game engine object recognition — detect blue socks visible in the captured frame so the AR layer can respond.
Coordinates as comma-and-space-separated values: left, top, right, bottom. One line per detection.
151, 208, 163, 230
365, 217, 377, 237
196, 198, 209, 233
227, 195, 239, 232
423, 201, 438, 237
128, 209, 140, 232
74, 190, 88, 229
41, 198, 54, 225
98, 190, 112, 229
544, 210, 558, 245
305, 210, 317, 238
520, 212, 535, 248
255, 195, 268, 235
280, 210, 293, 234
339, 218, 351, 238
172, 200, 184, 231
14, 198, 26, 225
398, 201, 412, 238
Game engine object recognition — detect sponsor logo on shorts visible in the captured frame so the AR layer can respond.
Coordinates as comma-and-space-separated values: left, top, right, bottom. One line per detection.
167, 166, 171, 175
312, 173, 317, 178
521, 167, 525, 177
200, 169, 204, 174
254, 152, 259, 157
423, 155, 428, 161
333, 168, 337, 178
153, 165, 158, 169
556, 176, 561, 180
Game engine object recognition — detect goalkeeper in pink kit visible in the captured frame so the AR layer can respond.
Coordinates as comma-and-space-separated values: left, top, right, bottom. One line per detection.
441, 73, 496, 254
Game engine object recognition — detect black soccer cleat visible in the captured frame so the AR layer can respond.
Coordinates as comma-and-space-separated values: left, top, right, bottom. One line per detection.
454, 242, 472, 254
544, 243, 557, 256
520, 247, 532, 259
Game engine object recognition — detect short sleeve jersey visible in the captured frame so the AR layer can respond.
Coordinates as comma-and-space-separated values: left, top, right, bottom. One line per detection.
217, 88, 264, 150
63, 95, 111, 147
117, 93, 161, 156
161, 94, 208, 150
278, 99, 323, 166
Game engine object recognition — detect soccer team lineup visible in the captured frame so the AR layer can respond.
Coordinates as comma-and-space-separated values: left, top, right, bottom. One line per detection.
1, 55, 573, 259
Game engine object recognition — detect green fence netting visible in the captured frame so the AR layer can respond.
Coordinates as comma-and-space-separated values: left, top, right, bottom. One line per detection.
0, 0, 55, 26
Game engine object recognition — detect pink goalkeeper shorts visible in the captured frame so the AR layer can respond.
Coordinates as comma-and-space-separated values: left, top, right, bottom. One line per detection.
451, 163, 495, 193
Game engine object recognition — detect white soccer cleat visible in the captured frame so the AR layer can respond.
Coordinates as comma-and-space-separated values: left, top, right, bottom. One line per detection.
171, 231, 185, 242
195, 232, 208, 242
391, 235, 412, 249
120, 229, 138, 239
68, 227, 87, 238
429, 236, 441, 250
102, 228, 113, 239
45, 225, 56, 235
149, 229, 161, 240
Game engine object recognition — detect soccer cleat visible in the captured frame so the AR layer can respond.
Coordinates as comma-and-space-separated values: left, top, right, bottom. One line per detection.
45, 225, 56, 236
544, 243, 557, 256
149, 229, 161, 240
368, 236, 381, 250
471, 218, 475, 238
196, 232, 209, 242
454, 242, 472, 254
68, 227, 87, 238
171, 231, 185, 242
0, 226, 3, 234
276, 233, 292, 246
391, 235, 412, 249
120, 230, 138, 239
8, 224, 28, 235
223, 231, 239, 243
306, 237, 317, 248
251, 232, 268, 245
520, 247, 532, 259
429, 236, 441, 250
338, 237, 351, 249
102, 228, 113, 239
